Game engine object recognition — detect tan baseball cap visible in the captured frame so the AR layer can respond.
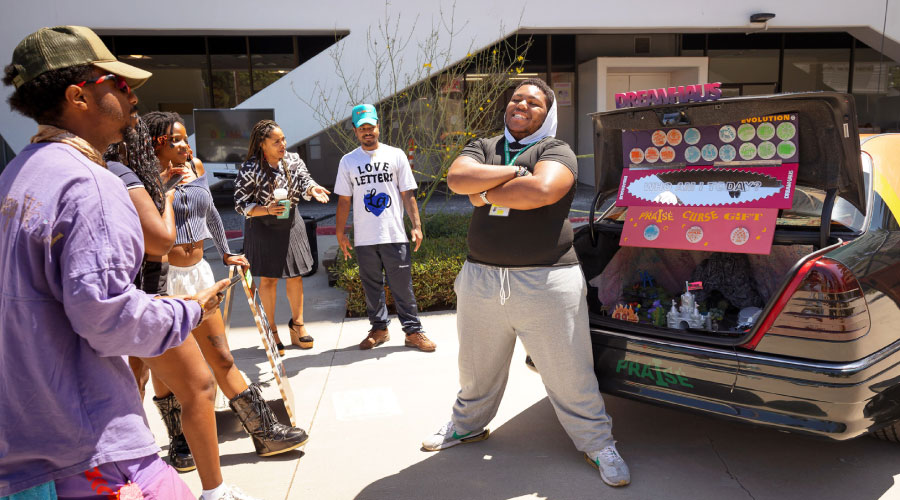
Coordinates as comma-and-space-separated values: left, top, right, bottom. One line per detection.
8, 25, 151, 90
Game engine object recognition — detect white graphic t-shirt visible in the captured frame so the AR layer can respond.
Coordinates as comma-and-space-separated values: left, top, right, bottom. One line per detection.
333, 144, 418, 246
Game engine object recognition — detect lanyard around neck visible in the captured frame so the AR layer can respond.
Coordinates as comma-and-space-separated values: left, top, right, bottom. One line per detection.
503, 139, 536, 166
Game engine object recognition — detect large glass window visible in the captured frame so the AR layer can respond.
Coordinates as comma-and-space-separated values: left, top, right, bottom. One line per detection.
98, 33, 344, 117
680, 33, 899, 130
783, 49, 851, 93
706, 34, 780, 96
782, 33, 853, 93
852, 48, 900, 131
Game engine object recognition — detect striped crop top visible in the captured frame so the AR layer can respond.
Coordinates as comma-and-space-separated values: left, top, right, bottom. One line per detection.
172, 173, 232, 256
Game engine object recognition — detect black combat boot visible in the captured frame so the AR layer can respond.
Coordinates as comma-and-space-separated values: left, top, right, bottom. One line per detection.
229, 383, 309, 456
153, 394, 196, 472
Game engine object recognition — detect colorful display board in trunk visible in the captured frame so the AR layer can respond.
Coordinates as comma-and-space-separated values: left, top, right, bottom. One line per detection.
615, 113, 799, 255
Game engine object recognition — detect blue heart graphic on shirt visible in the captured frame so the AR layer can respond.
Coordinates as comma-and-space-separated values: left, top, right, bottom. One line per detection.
363, 189, 392, 217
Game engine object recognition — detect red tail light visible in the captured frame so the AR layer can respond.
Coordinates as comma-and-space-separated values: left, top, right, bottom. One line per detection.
741, 257, 870, 349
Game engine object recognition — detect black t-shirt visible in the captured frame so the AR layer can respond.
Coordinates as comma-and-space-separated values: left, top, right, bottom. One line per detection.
107, 161, 169, 294
460, 135, 578, 267
107, 161, 144, 190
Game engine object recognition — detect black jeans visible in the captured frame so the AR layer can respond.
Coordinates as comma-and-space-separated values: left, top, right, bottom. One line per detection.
355, 243, 423, 334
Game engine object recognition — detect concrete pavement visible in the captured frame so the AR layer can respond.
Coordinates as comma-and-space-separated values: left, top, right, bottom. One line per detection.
142, 234, 900, 500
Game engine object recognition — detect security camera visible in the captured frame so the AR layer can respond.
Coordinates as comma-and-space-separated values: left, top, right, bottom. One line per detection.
748, 12, 775, 32
750, 12, 775, 23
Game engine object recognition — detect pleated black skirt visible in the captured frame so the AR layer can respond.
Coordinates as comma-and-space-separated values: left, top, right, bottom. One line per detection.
243, 206, 314, 279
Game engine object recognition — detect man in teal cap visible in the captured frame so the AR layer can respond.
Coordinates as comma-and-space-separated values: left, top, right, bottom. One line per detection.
333, 104, 436, 352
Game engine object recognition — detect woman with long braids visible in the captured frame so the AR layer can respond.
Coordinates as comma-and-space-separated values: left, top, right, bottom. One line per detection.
143, 111, 310, 488
105, 117, 258, 500
105, 117, 177, 402
234, 120, 330, 355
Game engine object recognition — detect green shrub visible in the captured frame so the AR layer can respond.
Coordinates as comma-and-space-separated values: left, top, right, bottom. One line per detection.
332, 214, 470, 317
418, 212, 470, 238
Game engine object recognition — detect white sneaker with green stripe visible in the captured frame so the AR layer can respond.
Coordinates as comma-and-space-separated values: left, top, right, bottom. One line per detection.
422, 421, 489, 451
585, 445, 631, 487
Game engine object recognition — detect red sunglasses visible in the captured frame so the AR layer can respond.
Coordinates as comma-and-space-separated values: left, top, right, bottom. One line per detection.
75, 74, 131, 94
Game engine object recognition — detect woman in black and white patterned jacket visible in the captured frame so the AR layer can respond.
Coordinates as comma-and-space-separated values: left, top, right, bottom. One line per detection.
234, 119, 330, 354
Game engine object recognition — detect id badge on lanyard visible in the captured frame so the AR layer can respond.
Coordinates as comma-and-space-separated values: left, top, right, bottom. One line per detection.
489, 140, 534, 217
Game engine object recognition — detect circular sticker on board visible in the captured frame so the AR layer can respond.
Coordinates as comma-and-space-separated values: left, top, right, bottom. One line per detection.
701, 144, 718, 162
776, 122, 796, 140
730, 227, 750, 246
684, 128, 701, 145
645, 147, 660, 163
777, 140, 797, 159
666, 129, 683, 146
660, 146, 676, 163
739, 142, 757, 160
719, 125, 737, 143
629, 148, 645, 164
757, 122, 776, 141
757, 141, 776, 159
685, 226, 704, 244
684, 146, 701, 163
644, 224, 661, 241
651, 130, 667, 147
737, 124, 756, 142
719, 144, 737, 162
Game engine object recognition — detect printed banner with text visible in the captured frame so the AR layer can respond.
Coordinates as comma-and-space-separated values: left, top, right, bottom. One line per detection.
616, 163, 797, 209
619, 206, 778, 255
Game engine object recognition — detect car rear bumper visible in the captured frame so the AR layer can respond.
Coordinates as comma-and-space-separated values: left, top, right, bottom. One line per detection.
590, 327, 900, 440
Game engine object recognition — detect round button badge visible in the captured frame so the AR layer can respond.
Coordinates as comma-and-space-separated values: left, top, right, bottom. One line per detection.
737, 124, 756, 142
629, 148, 645, 164
660, 146, 676, 163
730, 227, 750, 246
651, 130, 667, 147
719, 125, 737, 143
719, 144, 736, 162
644, 224, 660, 241
757, 122, 776, 141
777, 122, 796, 141
739, 142, 757, 160
644, 147, 660, 163
666, 129, 683, 146
684, 146, 701, 163
701, 144, 718, 162
684, 128, 701, 145
757, 141, 776, 159
777, 140, 797, 159
685, 226, 704, 244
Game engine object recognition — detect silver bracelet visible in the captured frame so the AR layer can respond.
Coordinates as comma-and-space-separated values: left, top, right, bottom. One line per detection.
479, 191, 491, 205
515, 166, 531, 177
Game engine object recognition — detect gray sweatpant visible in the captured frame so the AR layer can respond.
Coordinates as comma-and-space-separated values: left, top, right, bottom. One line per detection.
451, 260, 614, 453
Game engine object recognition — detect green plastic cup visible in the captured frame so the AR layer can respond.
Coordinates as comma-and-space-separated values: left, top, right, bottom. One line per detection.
277, 199, 291, 219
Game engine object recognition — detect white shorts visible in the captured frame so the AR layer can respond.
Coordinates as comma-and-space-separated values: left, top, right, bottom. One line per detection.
166, 259, 216, 296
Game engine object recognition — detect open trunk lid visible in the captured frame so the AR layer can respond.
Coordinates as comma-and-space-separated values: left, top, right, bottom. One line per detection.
582, 92, 870, 348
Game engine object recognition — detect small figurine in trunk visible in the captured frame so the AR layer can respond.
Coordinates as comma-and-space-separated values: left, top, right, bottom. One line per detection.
667, 283, 712, 330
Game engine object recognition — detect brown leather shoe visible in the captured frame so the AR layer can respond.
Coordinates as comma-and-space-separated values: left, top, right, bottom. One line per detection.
359, 329, 390, 350
405, 331, 436, 352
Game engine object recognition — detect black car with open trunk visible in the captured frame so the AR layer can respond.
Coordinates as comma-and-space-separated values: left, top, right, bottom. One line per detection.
575, 92, 900, 443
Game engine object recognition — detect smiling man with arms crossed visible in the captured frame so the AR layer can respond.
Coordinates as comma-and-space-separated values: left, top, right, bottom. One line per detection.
422, 78, 630, 487
0, 26, 227, 499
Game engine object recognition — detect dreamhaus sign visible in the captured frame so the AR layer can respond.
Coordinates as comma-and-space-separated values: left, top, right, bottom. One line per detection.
615, 82, 722, 109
